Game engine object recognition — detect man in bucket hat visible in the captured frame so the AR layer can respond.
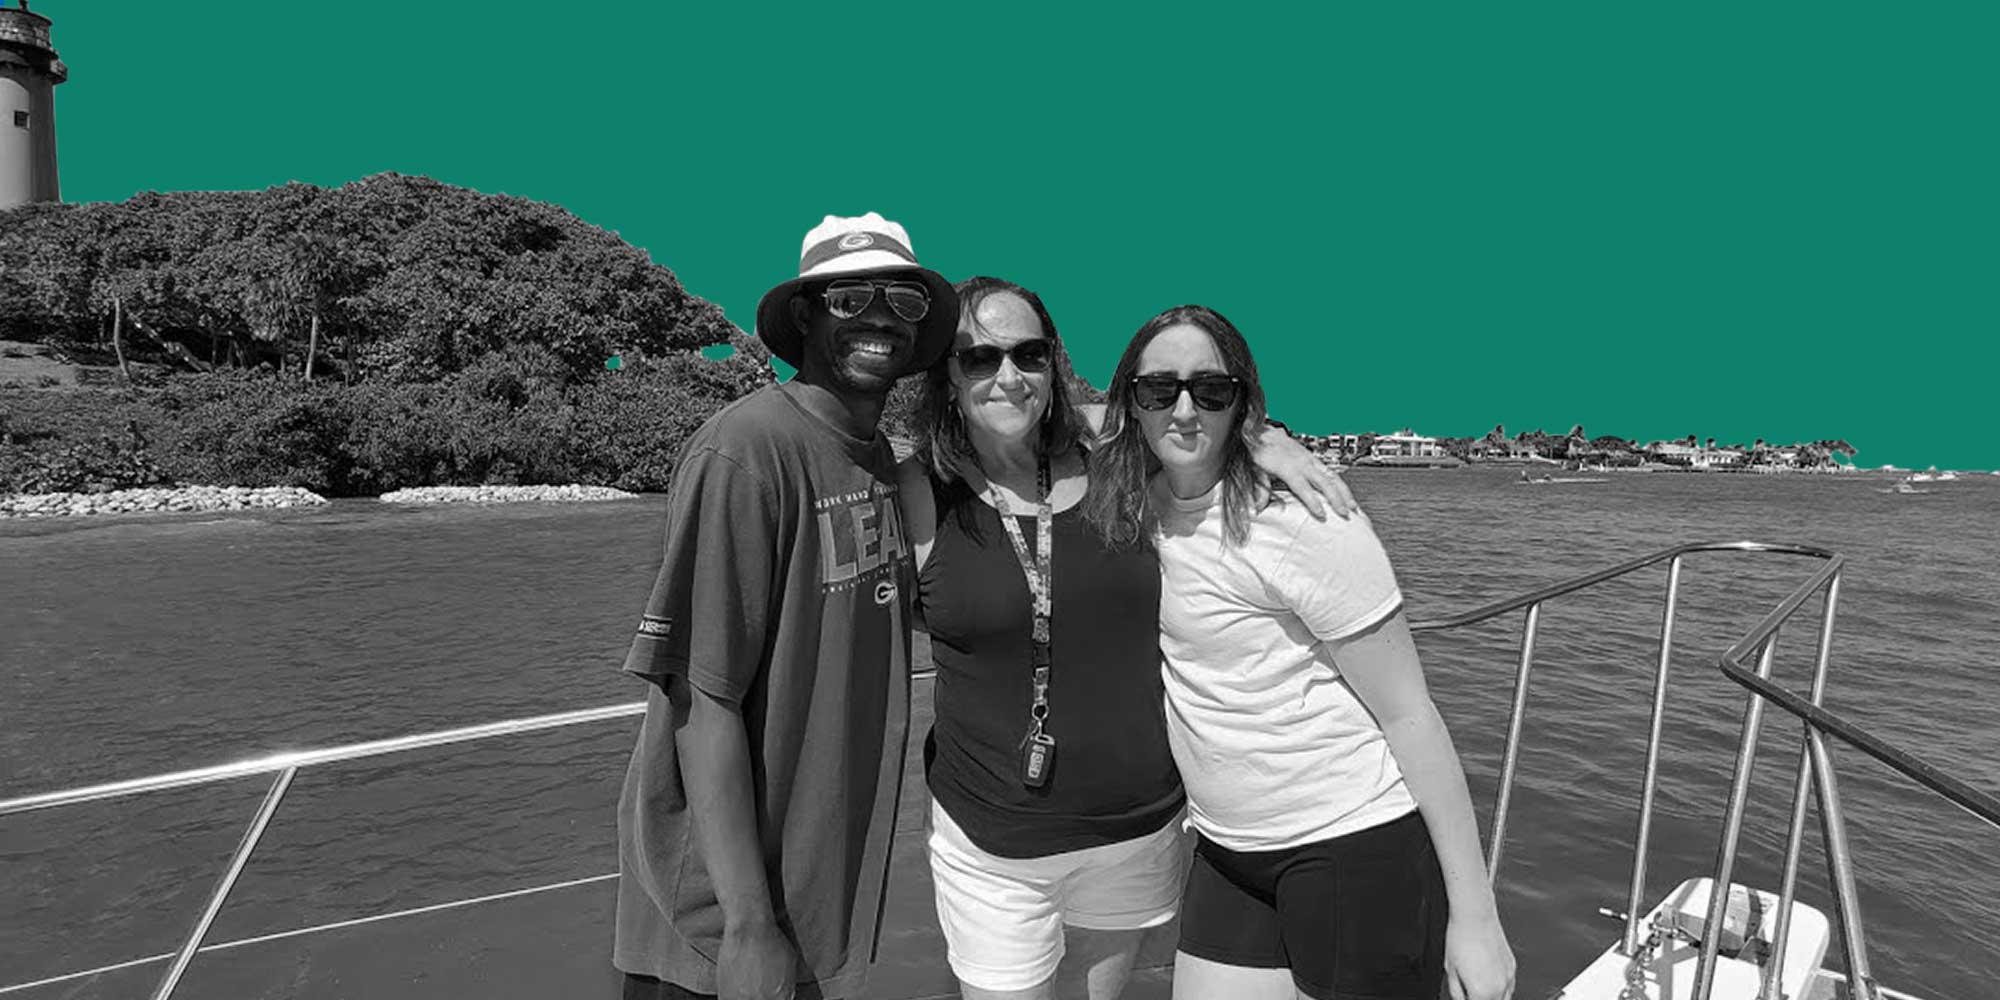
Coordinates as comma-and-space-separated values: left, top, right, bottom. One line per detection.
615, 213, 957, 1000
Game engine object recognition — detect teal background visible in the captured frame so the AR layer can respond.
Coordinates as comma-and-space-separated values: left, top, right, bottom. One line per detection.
27, 1, 1998, 470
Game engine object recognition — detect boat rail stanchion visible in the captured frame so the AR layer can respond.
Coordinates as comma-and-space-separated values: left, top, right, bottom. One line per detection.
1622, 555, 1683, 956
151, 766, 298, 1000
1812, 731, 1878, 1000
1487, 601, 1541, 880
1693, 630, 1780, 1000
1763, 574, 1842, 1000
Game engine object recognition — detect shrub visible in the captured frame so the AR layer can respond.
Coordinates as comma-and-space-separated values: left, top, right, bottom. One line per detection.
570, 345, 774, 492
0, 386, 175, 493
148, 371, 355, 493
0, 342, 777, 497
0, 435, 171, 493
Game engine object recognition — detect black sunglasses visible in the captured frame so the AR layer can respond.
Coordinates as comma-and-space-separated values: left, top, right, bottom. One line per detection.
822, 279, 931, 322
1130, 373, 1243, 412
953, 339, 1054, 379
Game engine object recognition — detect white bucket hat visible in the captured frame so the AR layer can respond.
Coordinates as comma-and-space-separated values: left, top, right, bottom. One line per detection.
754, 213, 959, 374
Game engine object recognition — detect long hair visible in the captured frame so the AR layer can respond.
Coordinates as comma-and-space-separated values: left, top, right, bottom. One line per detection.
914, 276, 1088, 487
1083, 304, 1269, 549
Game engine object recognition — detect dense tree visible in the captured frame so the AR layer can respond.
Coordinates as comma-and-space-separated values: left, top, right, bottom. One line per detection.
0, 174, 737, 383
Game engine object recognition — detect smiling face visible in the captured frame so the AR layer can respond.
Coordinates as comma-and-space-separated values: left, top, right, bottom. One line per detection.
1133, 322, 1242, 493
949, 291, 1051, 450
791, 276, 921, 397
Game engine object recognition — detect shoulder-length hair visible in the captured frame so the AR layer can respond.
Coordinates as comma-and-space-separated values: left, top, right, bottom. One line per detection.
1083, 304, 1269, 549
913, 276, 1090, 486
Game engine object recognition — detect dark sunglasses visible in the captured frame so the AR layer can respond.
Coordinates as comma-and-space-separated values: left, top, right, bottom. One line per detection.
953, 339, 1054, 379
822, 279, 931, 322
1130, 373, 1243, 412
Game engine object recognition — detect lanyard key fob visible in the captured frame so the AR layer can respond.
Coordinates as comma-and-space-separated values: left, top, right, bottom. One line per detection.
1020, 730, 1057, 788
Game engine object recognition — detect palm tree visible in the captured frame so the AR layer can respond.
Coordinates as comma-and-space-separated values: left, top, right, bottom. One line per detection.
284, 233, 341, 380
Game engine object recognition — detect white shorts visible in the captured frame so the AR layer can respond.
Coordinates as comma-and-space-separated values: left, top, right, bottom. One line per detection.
926, 798, 1189, 992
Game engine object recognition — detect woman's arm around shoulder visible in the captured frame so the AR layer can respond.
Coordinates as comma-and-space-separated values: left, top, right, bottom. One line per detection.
895, 455, 938, 575
1327, 612, 1517, 1000
1247, 421, 1358, 520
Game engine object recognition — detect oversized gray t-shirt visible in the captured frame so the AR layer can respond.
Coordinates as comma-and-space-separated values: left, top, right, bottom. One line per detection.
614, 382, 911, 998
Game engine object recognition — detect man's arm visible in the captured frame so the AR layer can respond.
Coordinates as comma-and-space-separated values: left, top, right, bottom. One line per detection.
627, 443, 794, 1000
674, 679, 797, 1000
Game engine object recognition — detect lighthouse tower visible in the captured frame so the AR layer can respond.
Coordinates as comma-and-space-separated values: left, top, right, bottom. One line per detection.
0, 0, 65, 209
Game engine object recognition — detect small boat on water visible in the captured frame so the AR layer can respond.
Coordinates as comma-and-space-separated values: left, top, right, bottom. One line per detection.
2, 541, 1993, 1000
1522, 471, 1609, 485
1880, 479, 1932, 495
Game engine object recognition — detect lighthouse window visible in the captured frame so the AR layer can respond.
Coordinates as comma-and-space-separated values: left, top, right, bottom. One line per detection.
11, 111, 25, 129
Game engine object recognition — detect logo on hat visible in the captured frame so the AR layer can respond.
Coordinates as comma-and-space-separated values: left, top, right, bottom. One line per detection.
755, 212, 959, 375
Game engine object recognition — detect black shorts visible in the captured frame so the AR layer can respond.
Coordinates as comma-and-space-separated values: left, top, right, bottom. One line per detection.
1176, 810, 1448, 1000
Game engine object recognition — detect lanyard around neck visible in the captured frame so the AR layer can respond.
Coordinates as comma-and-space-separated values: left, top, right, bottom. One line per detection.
987, 456, 1053, 644
990, 455, 1057, 782
988, 455, 1054, 735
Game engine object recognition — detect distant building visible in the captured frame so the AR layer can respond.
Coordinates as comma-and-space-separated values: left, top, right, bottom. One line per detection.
1645, 441, 1701, 467
1468, 438, 1539, 461
1697, 447, 1746, 470
1302, 432, 1363, 460
0, 0, 66, 208
1355, 429, 1463, 467
1644, 440, 1747, 470
1370, 428, 1448, 459
1761, 446, 1805, 469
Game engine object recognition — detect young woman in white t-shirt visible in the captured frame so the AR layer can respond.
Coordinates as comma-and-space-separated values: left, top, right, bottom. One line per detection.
1082, 305, 1516, 1000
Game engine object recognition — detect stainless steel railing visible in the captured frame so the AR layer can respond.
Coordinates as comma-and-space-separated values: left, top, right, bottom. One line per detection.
5, 540, 1997, 1000
1404, 539, 2000, 1000
0, 702, 647, 999
1407, 540, 1840, 939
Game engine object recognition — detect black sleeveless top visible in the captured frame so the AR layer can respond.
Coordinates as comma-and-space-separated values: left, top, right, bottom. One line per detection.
918, 473, 1184, 858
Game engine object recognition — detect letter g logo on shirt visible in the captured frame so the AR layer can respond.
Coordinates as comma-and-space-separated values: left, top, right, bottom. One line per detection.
874, 581, 897, 606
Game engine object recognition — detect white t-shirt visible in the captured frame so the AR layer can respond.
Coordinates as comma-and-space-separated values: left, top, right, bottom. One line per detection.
1153, 477, 1418, 852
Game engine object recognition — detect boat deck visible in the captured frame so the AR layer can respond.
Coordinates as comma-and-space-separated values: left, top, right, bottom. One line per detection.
9, 540, 1979, 1000
11, 651, 1175, 1000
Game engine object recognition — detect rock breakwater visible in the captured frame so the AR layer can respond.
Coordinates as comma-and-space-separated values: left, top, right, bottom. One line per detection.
0, 486, 330, 518
377, 485, 639, 504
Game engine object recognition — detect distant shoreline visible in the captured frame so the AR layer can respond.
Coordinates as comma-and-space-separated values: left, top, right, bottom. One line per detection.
0, 483, 642, 518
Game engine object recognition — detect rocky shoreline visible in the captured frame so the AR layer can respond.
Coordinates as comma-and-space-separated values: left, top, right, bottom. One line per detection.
376, 485, 639, 504
0, 485, 330, 518
0, 483, 643, 518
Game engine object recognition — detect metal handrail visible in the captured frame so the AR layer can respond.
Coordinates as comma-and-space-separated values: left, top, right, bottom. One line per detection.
1693, 554, 2000, 1000
1404, 538, 1840, 949
0, 701, 647, 1000
1412, 538, 1994, 1000
1405, 538, 1836, 633
4, 539, 1995, 1000
0, 701, 648, 818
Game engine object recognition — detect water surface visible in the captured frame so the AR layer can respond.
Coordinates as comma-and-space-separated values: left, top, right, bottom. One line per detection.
3, 469, 1996, 997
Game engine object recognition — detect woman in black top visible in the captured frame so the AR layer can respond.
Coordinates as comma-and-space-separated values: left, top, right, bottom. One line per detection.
896, 278, 1351, 1000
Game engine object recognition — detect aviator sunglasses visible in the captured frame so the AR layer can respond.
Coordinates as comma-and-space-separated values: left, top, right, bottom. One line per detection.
822, 279, 931, 322
953, 339, 1055, 379
1130, 373, 1243, 412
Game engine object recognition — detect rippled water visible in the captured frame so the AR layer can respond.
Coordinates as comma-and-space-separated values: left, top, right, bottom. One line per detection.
3, 469, 1996, 998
